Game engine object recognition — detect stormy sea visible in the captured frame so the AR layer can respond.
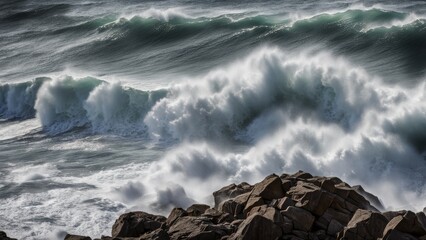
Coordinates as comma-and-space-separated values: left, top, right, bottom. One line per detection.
1, 0, 426, 239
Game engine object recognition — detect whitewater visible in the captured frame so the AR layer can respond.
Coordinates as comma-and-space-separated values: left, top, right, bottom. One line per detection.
0, 1, 426, 239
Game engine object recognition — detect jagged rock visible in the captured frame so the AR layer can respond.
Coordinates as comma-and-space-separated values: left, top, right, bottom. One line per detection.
111, 211, 166, 238
288, 181, 334, 216
218, 199, 243, 218
64, 234, 92, 240
213, 182, 252, 208
167, 208, 188, 226
251, 174, 285, 200
383, 211, 426, 238
281, 206, 315, 232
62, 171, 425, 240
271, 197, 295, 210
338, 209, 388, 240
247, 206, 283, 224
229, 214, 282, 240
352, 185, 385, 211
289, 171, 313, 180
242, 196, 264, 216
187, 204, 210, 216
168, 216, 229, 239
0, 232, 17, 240
139, 229, 170, 240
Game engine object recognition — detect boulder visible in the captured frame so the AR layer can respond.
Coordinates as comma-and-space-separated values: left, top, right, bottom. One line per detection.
168, 216, 229, 239
288, 181, 334, 216
229, 214, 282, 240
271, 197, 295, 210
352, 185, 384, 211
213, 182, 252, 208
337, 209, 388, 239
111, 211, 166, 238
251, 174, 285, 200
247, 206, 283, 224
383, 211, 426, 238
187, 204, 210, 217
167, 208, 188, 226
242, 196, 264, 216
64, 234, 91, 240
281, 206, 315, 232
139, 229, 170, 240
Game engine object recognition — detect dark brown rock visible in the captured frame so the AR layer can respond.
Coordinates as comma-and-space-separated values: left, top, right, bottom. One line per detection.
0, 232, 17, 240
352, 185, 384, 211
112, 211, 166, 238
139, 229, 170, 240
251, 174, 285, 200
281, 206, 315, 232
242, 196, 264, 216
213, 183, 253, 208
187, 204, 210, 217
167, 208, 188, 226
229, 214, 282, 240
384, 230, 418, 240
338, 209, 388, 240
383, 211, 426, 238
64, 234, 92, 240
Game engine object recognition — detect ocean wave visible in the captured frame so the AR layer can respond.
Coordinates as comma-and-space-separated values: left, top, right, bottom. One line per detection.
0, 77, 49, 120
34, 76, 166, 135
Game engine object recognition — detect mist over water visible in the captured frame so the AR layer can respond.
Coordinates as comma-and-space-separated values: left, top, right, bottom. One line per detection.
0, 0, 426, 239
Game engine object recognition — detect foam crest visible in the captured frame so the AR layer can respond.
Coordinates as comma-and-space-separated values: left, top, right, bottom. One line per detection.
34, 76, 167, 135
145, 48, 383, 141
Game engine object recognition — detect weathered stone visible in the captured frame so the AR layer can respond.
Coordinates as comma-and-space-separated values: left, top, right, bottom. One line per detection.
338, 209, 388, 240
248, 206, 283, 224
112, 211, 166, 238
281, 206, 315, 232
322, 208, 351, 226
229, 214, 282, 240
64, 234, 91, 240
352, 185, 384, 211
139, 229, 170, 240
167, 208, 188, 226
281, 180, 293, 193
219, 199, 244, 218
383, 211, 426, 238
272, 197, 295, 210
213, 183, 253, 208
168, 216, 212, 239
289, 171, 313, 180
187, 204, 210, 217
242, 196, 264, 216
289, 181, 335, 216
251, 174, 285, 200
382, 210, 406, 221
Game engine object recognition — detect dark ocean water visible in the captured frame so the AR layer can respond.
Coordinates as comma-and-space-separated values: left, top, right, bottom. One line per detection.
1, 1, 426, 239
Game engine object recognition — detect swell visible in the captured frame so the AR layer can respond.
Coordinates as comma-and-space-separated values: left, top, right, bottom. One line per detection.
51, 8, 426, 79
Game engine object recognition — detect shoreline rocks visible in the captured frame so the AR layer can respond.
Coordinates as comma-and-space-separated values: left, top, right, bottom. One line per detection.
3, 171, 425, 240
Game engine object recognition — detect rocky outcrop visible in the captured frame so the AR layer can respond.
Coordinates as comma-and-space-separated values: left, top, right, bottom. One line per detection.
0, 231, 16, 240
1, 171, 419, 240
